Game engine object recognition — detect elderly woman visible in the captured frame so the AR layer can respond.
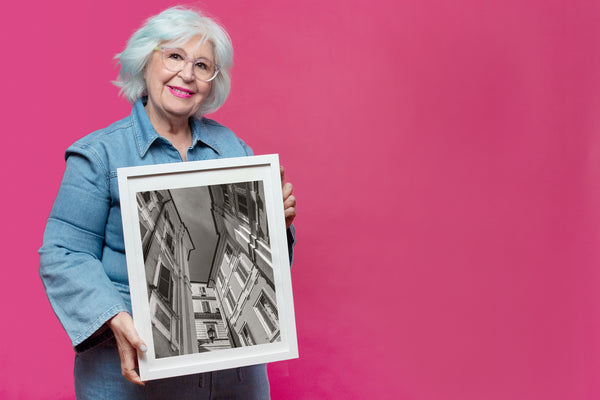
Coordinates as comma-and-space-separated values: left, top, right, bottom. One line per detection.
39, 6, 296, 400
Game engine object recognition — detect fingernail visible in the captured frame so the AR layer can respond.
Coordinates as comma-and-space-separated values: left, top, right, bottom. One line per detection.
140, 344, 148, 352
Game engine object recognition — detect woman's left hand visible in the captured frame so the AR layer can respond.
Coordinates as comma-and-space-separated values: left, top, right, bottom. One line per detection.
281, 166, 297, 229
108, 312, 148, 386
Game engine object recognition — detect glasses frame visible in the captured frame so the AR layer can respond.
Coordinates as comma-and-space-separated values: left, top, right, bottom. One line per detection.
154, 46, 221, 82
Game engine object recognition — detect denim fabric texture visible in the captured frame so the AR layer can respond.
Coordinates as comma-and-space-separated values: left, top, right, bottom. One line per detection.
39, 97, 258, 347
39, 98, 293, 398
74, 337, 271, 400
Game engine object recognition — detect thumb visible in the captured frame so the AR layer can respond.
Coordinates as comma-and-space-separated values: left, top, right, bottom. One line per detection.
125, 329, 148, 353
110, 312, 148, 352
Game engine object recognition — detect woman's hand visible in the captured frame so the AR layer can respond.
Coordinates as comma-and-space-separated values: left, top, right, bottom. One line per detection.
108, 312, 148, 386
281, 166, 297, 229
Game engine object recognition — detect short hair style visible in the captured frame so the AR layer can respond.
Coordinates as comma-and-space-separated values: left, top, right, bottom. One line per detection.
113, 6, 233, 116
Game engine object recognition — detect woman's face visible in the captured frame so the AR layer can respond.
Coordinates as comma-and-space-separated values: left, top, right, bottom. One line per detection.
143, 35, 214, 123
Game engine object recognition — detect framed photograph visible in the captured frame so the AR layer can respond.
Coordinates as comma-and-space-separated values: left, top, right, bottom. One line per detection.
118, 154, 298, 381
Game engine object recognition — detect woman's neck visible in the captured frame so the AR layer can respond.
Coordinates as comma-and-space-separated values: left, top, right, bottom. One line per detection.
145, 103, 193, 161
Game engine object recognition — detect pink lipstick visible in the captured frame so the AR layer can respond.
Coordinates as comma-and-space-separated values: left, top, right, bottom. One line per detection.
168, 86, 194, 98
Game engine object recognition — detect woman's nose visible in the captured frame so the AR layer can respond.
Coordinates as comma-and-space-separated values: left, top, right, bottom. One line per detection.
178, 61, 195, 81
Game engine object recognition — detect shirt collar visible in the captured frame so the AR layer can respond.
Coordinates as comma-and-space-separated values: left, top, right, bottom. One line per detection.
131, 97, 221, 158
189, 117, 222, 156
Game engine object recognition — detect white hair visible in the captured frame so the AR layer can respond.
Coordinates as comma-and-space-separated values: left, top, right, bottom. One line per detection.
113, 6, 233, 116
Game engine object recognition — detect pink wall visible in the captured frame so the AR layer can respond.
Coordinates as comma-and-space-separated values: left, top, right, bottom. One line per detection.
2, 0, 600, 399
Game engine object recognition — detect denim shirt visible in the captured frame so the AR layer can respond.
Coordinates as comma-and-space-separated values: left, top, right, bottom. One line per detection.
39, 98, 294, 349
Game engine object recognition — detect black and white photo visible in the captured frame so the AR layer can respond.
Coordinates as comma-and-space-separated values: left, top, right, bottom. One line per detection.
118, 155, 297, 380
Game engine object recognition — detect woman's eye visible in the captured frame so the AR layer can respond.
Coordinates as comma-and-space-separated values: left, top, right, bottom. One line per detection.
168, 52, 183, 60
195, 62, 208, 70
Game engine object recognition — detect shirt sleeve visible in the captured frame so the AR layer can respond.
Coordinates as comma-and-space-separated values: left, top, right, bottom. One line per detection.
39, 144, 129, 348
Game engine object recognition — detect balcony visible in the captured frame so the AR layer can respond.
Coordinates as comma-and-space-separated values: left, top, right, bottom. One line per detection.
194, 312, 222, 319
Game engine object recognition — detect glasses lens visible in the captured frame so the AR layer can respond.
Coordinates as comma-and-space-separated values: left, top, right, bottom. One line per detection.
162, 48, 186, 71
161, 48, 219, 81
192, 58, 217, 81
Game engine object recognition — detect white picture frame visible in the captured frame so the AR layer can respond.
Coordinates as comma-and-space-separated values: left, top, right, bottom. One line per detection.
118, 154, 298, 381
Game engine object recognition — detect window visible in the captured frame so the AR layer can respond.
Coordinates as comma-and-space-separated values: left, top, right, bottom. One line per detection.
222, 186, 231, 206
235, 258, 250, 283
226, 290, 236, 313
234, 183, 249, 220
199, 286, 207, 296
137, 192, 152, 209
217, 268, 226, 288
240, 324, 256, 346
155, 305, 171, 330
255, 292, 278, 335
164, 210, 174, 232
157, 265, 173, 307
164, 232, 175, 255
201, 301, 211, 313
224, 243, 234, 264
237, 194, 248, 217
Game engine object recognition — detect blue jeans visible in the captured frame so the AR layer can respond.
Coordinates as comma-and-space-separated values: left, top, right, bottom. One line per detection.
74, 338, 270, 399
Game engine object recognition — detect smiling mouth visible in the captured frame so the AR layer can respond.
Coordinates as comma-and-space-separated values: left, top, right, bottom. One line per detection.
168, 86, 195, 95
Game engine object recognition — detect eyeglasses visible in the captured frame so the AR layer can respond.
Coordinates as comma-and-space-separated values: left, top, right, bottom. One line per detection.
154, 46, 221, 82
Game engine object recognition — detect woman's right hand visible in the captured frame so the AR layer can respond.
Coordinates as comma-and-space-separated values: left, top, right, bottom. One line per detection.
108, 311, 148, 386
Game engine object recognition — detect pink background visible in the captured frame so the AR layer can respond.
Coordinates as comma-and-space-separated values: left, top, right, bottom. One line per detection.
2, 0, 600, 399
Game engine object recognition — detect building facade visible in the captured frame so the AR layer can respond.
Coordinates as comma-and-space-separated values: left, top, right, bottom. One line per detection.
191, 282, 233, 352
207, 182, 281, 347
137, 189, 197, 358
